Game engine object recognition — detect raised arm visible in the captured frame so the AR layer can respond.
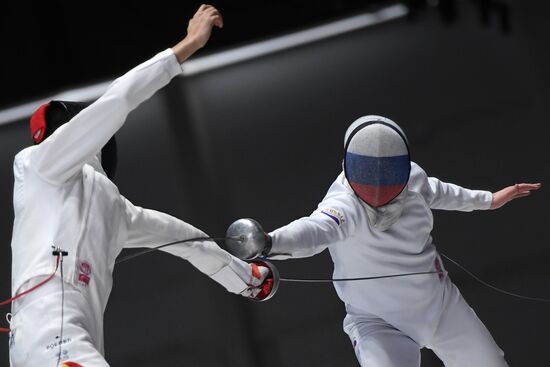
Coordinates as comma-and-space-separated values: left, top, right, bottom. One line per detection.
171, 4, 223, 63
31, 5, 223, 184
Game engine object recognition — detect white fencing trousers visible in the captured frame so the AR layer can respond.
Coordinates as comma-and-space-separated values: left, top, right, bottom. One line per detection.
343, 279, 509, 367
427, 280, 509, 367
345, 315, 421, 366
9, 278, 108, 367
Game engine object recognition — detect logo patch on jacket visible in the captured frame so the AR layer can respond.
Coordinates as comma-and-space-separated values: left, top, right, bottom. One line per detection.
321, 208, 346, 225
77, 261, 92, 286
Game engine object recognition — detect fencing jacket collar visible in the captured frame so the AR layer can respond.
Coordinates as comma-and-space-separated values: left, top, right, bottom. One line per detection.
342, 172, 408, 231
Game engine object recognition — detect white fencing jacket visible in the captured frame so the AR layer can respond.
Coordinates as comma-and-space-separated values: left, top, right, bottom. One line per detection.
270, 163, 493, 342
10, 49, 253, 351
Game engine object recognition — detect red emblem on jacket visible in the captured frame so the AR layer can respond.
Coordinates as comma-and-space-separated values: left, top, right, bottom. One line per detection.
63, 362, 84, 367
77, 261, 92, 286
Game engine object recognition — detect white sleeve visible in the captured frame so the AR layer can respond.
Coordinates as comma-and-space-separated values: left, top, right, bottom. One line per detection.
32, 49, 183, 184
416, 164, 493, 211
269, 192, 360, 260
123, 198, 253, 294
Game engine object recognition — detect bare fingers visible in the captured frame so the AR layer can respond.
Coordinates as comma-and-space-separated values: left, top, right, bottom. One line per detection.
491, 182, 542, 209
198, 4, 212, 12
204, 6, 223, 28
194, 5, 223, 28
515, 183, 542, 194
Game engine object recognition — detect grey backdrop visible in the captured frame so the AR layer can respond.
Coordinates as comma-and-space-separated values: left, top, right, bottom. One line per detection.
1, 2, 549, 366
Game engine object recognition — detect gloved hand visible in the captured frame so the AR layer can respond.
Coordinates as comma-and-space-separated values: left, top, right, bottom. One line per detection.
240, 261, 279, 301
226, 218, 272, 260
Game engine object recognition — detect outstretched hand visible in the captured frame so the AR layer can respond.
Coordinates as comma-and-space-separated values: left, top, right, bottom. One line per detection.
172, 4, 224, 63
490, 183, 542, 209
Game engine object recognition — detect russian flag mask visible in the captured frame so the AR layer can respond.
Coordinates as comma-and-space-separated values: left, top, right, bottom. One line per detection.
344, 116, 410, 208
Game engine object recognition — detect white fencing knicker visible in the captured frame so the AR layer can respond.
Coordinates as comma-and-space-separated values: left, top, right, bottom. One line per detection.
9, 276, 109, 367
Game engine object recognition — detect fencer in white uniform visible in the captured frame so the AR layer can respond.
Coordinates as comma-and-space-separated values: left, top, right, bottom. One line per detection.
229, 116, 541, 366
7, 6, 274, 367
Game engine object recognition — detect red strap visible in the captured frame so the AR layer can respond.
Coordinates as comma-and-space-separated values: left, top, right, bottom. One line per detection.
63, 362, 84, 367
0, 256, 59, 307
30, 102, 50, 144
0, 256, 60, 334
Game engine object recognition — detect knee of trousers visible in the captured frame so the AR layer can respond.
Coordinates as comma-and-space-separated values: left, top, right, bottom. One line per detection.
347, 325, 421, 367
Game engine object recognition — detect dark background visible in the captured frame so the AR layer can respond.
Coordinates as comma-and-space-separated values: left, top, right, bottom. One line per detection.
1, 1, 549, 365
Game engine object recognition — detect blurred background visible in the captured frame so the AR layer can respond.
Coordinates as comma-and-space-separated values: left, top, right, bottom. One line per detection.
1, 0, 549, 365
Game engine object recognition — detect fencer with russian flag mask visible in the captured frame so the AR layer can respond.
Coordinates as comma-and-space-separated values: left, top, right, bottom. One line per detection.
228, 115, 541, 366
7, 5, 274, 367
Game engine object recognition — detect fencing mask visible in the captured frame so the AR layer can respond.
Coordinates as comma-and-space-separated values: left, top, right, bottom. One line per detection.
30, 100, 118, 180
343, 115, 411, 230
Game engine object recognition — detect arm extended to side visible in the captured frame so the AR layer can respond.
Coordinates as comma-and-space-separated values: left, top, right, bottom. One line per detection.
226, 165, 541, 261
